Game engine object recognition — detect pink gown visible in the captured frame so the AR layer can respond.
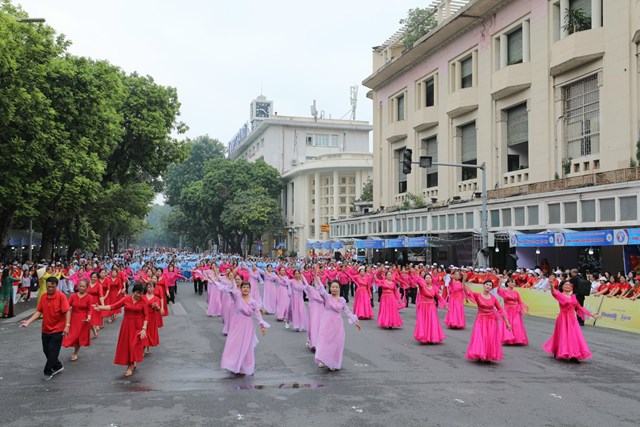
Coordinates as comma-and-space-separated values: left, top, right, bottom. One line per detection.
414, 281, 447, 344
248, 269, 264, 309
496, 287, 529, 345
376, 279, 403, 328
261, 270, 278, 314
203, 270, 222, 317
219, 288, 270, 375
286, 278, 308, 331
542, 290, 594, 360
444, 280, 466, 329
314, 284, 358, 370
303, 279, 324, 349
215, 279, 235, 335
464, 291, 505, 361
349, 272, 374, 319
275, 275, 290, 321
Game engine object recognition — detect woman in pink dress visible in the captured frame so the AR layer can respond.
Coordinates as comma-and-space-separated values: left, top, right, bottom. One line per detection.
203, 266, 222, 317
464, 280, 511, 362
303, 275, 324, 350
542, 280, 600, 362
347, 266, 374, 319
261, 264, 278, 315
274, 267, 291, 323
497, 277, 529, 345
285, 270, 308, 332
216, 272, 241, 336
314, 279, 361, 371
247, 264, 264, 311
375, 270, 404, 329
444, 270, 467, 329
219, 281, 269, 375
414, 272, 447, 344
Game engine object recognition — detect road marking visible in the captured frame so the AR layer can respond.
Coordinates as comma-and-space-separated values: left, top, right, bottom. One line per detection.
172, 302, 187, 316
454, 399, 465, 404
196, 300, 208, 313
549, 393, 562, 399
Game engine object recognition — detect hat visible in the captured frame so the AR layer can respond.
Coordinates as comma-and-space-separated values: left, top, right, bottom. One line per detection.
598, 277, 607, 282
534, 269, 541, 274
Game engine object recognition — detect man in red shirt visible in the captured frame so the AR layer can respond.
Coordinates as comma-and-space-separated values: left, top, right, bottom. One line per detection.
20, 277, 70, 380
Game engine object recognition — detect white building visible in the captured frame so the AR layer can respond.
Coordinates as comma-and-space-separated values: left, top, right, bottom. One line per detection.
228, 96, 373, 255
331, 0, 640, 271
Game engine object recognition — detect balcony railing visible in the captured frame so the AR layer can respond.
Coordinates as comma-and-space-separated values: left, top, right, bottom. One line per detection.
489, 167, 640, 200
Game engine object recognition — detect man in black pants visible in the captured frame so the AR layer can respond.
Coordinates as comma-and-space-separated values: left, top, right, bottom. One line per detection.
20, 276, 70, 380
569, 268, 590, 326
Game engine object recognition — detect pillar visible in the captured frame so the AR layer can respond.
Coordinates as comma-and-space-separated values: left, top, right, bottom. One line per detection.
522, 20, 530, 63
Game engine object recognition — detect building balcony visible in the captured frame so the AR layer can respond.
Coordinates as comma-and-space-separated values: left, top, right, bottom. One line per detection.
385, 120, 408, 143
502, 168, 530, 186
446, 86, 478, 118
550, 27, 605, 76
422, 187, 439, 199
412, 106, 439, 132
491, 63, 531, 100
457, 179, 478, 194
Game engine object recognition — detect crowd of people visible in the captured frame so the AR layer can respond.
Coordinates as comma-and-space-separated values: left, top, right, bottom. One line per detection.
9, 247, 623, 380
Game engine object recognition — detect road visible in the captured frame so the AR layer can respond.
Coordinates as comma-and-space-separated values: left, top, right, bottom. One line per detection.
1, 283, 638, 427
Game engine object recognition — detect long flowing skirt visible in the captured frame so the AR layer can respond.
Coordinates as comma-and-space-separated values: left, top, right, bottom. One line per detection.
465, 314, 503, 361
262, 281, 277, 314
542, 311, 592, 360
286, 292, 307, 331
221, 293, 234, 335
444, 294, 466, 329
414, 301, 446, 344
220, 314, 259, 375
502, 306, 528, 345
377, 293, 403, 328
306, 301, 323, 349
314, 310, 346, 369
142, 311, 161, 347
114, 316, 145, 365
207, 282, 222, 316
353, 287, 373, 319
62, 310, 91, 348
275, 286, 290, 321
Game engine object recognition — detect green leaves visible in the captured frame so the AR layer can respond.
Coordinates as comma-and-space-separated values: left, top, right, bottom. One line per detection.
399, 7, 437, 49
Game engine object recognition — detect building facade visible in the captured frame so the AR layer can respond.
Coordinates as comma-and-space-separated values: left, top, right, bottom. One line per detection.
331, 0, 640, 271
228, 96, 373, 255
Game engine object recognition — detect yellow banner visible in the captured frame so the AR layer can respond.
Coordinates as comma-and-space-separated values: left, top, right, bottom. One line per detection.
464, 284, 639, 334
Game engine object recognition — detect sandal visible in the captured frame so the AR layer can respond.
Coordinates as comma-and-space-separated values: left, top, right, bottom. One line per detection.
70, 354, 78, 361
124, 369, 133, 377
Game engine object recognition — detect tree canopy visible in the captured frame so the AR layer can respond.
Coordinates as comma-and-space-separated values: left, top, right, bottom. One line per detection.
399, 7, 437, 49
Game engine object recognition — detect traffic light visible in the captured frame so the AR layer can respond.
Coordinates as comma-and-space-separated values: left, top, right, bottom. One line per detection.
402, 148, 412, 174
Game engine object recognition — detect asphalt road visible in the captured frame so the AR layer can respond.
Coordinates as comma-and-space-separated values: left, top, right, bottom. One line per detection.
1, 283, 638, 427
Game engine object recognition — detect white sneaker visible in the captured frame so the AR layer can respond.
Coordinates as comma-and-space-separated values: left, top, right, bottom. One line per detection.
285, 322, 290, 329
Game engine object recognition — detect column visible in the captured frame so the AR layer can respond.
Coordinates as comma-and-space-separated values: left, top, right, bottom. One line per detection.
445, 0, 451, 19
522, 20, 531, 63
560, 0, 569, 39
332, 170, 339, 220
591, 0, 602, 29
499, 34, 508, 69
314, 172, 320, 239
471, 50, 478, 87
454, 61, 461, 91
355, 171, 362, 201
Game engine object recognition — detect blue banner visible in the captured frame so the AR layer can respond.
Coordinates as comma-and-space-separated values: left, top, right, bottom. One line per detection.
385, 238, 405, 248
406, 237, 429, 247
355, 239, 385, 249
509, 233, 555, 247
555, 230, 614, 247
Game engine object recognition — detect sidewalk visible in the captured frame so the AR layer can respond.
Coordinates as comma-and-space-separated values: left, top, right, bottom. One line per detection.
1, 294, 38, 324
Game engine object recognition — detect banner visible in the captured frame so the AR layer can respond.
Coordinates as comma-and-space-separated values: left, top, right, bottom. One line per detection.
406, 237, 429, 247
385, 238, 405, 248
509, 233, 555, 247
355, 239, 385, 249
555, 230, 614, 247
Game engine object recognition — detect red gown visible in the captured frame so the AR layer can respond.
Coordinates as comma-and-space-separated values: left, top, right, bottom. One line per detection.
108, 276, 124, 315
86, 283, 104, 327
62, 293, 92, 348
142, 294, 161, 347
98, 278, 111, 318
111, 296, 149, 366
156, 279, 169, 317
153, 285, 165, 327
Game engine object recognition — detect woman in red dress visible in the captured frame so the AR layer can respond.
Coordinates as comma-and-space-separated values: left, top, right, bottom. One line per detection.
86, 271, 104, 337
95, 283, 149, 377
96, 269, 112, 321
107, 267, 125, 323
150, 275, 165, 328
142, 282, 161, 354
62, 279, 93, 361
154, 268, 169, 317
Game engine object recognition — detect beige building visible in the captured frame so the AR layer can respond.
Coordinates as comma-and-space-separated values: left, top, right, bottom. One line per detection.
228, 96, 373, 255
331, 0, 640, 269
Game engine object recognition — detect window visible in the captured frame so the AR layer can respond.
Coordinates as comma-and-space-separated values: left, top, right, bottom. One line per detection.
620, 196, 637, 221
514, 207, 525, 226
502, 209, 512, 227
466, 212, 474, 228
506, 103, 529, 172
456, 213, 464, 229
432, 216, 438, 230
460, 122, 477, 181
307, 134, 339, 147
564, 75, 600, 158
423, 137, 438, 188
568, 0, 592, 34
397, 93, 405, 121
600, 198, 615, 221
564, 202, 577, 223
490, 209, 500, 227
507, 27, 523, 65
448, 214, 455, 229
548, 203, 560, 224
461, 57, 473, 88
581, 200, 595, 222
439, 215, 446, 230
396, 148, 408, 194
527, 205, 539, 225
425, 77, 435, 107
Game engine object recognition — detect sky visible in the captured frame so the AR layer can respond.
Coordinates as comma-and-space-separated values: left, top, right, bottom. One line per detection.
16, 0, 422, 146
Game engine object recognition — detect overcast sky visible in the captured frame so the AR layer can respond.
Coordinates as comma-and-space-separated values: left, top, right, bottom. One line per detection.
17, 0, 421, 146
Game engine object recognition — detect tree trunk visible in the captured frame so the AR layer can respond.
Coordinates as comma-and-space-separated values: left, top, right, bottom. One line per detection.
38, 219, 56, 261
0, 210, 15, 249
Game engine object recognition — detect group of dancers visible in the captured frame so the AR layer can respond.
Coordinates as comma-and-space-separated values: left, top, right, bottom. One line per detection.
199, 259, 602, 376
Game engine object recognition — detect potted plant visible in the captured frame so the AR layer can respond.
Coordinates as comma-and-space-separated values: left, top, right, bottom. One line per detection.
562, 8, 591, 35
